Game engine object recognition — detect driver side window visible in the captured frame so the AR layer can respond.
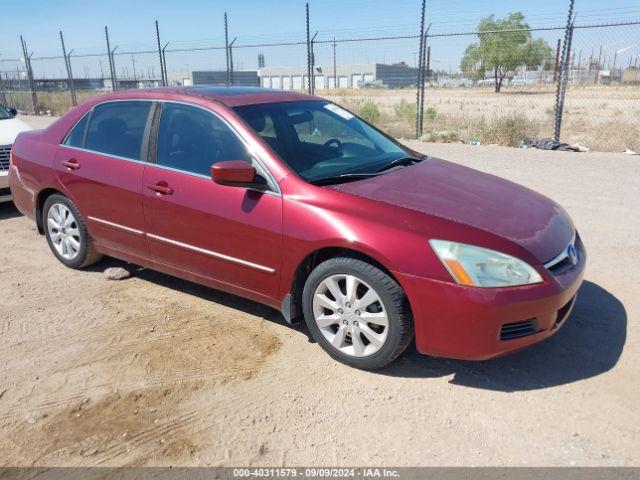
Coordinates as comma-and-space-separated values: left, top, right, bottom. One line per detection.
156, 102, 252, 177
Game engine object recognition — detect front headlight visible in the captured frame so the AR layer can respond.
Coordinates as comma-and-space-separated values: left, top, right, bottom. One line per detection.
429, 240, 543, 288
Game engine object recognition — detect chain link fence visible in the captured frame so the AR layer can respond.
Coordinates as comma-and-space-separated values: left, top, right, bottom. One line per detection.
562, 22, 640, 151
0, 3, 638, 152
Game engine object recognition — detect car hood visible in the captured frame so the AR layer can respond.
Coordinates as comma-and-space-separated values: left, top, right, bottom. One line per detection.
328, 158, 574, 263
0, 117, 33, 145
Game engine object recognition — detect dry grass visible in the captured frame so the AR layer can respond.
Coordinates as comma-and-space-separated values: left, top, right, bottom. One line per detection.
6, 90, 100, 115
326, 84, 640, 152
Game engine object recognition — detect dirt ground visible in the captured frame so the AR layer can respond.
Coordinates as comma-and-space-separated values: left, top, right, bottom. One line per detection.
0, 116, 638, 466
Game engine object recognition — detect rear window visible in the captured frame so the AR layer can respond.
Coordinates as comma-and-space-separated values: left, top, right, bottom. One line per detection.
84, 101, 152, 160
64, 112, 90, 148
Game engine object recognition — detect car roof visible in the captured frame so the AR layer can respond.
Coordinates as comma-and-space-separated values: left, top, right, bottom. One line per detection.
99, 86, 322, 107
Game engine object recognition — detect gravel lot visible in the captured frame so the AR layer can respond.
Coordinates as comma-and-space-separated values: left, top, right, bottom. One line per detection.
1, 116, 638, 466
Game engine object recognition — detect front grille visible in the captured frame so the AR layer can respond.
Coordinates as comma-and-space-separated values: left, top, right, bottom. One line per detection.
0, 144, 11, 171
548, 256, 575, 275
500, 319, 539, 341
545, 234, 582, 275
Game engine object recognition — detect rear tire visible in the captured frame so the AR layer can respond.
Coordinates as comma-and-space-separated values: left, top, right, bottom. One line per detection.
302, 257, 413, 370
43, 194, 102, 269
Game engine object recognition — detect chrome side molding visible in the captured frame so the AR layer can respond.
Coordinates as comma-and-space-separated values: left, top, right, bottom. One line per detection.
88, 215, 275, 274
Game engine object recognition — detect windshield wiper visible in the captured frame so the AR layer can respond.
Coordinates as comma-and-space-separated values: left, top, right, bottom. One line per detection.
376, 155, 425, 173
309, 172, 381, 186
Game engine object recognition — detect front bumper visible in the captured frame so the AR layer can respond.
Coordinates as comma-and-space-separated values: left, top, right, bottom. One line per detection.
396, 243, 586, 360
0, 171, 11, 203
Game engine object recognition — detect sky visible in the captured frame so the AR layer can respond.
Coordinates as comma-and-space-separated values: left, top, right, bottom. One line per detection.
1, 0, 638, 79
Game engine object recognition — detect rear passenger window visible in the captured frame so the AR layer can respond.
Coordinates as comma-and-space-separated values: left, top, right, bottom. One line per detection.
85, 101, 151, 160
64, 112, 90, 148
156, 102, 251, 176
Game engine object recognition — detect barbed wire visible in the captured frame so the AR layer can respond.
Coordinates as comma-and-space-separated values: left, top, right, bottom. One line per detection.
1, 20, 638, 63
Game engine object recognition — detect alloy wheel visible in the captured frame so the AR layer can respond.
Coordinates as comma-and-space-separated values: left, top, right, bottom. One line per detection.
47, 203, 81, 261
312, 274, 389, 357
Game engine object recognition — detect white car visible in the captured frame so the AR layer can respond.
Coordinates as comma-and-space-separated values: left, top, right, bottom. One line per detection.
1, 106, 33, 203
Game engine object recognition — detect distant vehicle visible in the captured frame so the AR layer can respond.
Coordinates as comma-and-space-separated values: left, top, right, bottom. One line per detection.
0, 105, 32, 203
9, 87, 585, 369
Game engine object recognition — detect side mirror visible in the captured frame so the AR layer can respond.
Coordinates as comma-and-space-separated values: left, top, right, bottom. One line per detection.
211, 160, 256, 186
9, 108, 17, 117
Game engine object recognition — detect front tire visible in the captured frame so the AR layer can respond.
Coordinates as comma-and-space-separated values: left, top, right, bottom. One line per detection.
43, 194, 102, 269
302, 257, 413, 370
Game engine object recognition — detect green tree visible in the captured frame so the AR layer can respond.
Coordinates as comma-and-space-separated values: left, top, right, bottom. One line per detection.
460, 13, 553, 92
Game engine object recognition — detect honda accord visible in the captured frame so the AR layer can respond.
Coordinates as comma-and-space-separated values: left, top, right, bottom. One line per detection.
9, 87, 585, 369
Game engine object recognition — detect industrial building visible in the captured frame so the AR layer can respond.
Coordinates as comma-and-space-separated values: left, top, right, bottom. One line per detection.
188, 63, 420, 90
258, 62, 419, 89
192, 70, 260, 87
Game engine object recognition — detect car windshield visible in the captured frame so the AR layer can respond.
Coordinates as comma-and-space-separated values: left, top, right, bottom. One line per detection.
234, 100, 413, 183
0, 106, 13, 120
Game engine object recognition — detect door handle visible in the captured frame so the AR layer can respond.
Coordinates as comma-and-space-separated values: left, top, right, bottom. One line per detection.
146, 181, 174, 195
61, 158, 81, 170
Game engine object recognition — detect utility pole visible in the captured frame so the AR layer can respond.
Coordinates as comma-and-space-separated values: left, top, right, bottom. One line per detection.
59, 30, 77, 106
597, 45, 603, 70
131, 55, 137, 81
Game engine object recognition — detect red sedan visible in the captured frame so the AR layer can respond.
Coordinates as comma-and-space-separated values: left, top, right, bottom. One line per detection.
8, 87, 585, 369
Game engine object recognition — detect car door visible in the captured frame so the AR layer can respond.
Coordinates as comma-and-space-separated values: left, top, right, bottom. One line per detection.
142, 101, 282, 300
55, 100, 153, 259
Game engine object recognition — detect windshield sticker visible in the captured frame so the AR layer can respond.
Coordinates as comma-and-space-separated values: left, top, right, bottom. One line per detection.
324, 103, 354, 120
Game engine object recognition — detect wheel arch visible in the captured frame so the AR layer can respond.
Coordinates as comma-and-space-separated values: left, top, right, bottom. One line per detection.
35, 188, 65, 234
282, 246, 405, 323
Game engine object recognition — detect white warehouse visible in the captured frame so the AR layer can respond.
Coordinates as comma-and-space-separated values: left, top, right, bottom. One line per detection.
258, 63, 418, 90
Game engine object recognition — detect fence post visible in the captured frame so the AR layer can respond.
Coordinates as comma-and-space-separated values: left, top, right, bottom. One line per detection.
162, 43, 169, 86
415, 0, 426, 138
553, 39, 561, 83
20, 35, 39, 115
418, 25, 431, 137
305, 3, 312, 94
554, 0, 575, 141
0, 67, 7, 106
224, 13, 230, 87
332, 38, 337, 89
229, 37, 237, 85
105, 26, 118, 91
310, 31, 318, 94
111, 45, 119, 90
155, 20, 165, 86
59, 31, 77, 107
